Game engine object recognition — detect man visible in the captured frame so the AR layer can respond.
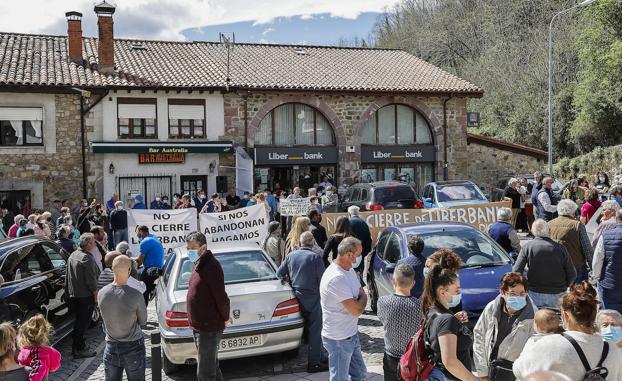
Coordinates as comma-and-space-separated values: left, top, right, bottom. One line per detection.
348, 206, 372, 273
536, 177, 558, 222
106, 193, 119, 214
132, 194, 146, 210
90, 226, 108, 272
530, 171, 544, 209
277, 232, 327, 373
1, 202, 14, 235
136, 225, 165, 306
288, 187, 302, 200
98, 255, 148, 381
150, 193, 165, 210
225, 193, 241, 210
110, 201, 128, 247
548, 199, 593, 282
513, 219, 576, 309
592, 209, 622, 311
397, 236, 426, 298
320, 236, 367, 381
76, 199, 94, 234
487, 207, 522, 258
66, 233, 101, 358
161, 195, 172, 210
238, 192, 250, 208
49, 199, 62, 232
202, 193, 222, 213
591, 200, 620, 248
377, 264, 422, 381
193, 190, 208, 213
610, 186, 622, 207
185, 232, 230, 381
265, 189, 278, 220
308, 209, 328, 249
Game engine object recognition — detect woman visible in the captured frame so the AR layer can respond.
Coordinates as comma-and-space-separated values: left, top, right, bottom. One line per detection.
590, 200, 619, 248
503, 178, 522, 227
421, 266, 478, 381
580, 188, 601, 224
563, 179, 585, 211
321, 186, 339, 213
323, 216, 352, 267
513, 282, 622, 381
263, 221, 285, 266
473, 273, 535, 381
595, 172, 611, 194
285, 217, 311, 257
597, 309, 622, 349
56, 225, 76, 254
256, 193, 271, 220
246, 194, 257, 207
0, 322, 29, 380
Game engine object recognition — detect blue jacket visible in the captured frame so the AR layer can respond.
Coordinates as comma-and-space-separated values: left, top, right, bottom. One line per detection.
350, 216, 372, 255
266, 195, 278, 217
488, 221, 514, 253
601, 225, 622, 292
193, 196, 208, 212
530, 183, 541, 207
397, 253, 426, 298
276, 247, 325, 296
132, 202, 146, 210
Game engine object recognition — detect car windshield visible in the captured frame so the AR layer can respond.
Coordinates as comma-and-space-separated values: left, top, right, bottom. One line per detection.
436, 184, 485, 202
175, 250, 278, 290
375, 186, 416, 203
413, 229, 511, 268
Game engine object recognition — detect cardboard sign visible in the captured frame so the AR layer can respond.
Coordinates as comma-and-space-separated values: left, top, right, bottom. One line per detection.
321, 201, 512, 244
127, 208, 198, 254
199, 204, 269, 244
279, 198, 312, 216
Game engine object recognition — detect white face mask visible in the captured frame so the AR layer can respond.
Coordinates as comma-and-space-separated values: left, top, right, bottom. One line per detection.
155, 197, 161, 202
599, 177, 606, 182
352, 254, 362, 268
173, 197, 179, 203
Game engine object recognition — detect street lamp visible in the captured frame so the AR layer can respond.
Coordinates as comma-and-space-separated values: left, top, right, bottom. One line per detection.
548, 0, 596, 175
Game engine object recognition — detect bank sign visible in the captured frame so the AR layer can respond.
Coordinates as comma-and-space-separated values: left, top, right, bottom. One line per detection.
361, 145, 435, 163
254, 147, 338, 165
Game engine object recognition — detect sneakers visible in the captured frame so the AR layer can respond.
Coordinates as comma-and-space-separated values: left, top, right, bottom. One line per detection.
307, 363, 329, 373
72, 349, 97, 359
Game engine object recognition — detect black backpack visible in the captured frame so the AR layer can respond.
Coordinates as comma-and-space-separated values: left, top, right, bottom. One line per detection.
561, 333, 609, 381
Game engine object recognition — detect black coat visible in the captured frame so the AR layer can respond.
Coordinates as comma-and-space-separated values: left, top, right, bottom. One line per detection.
349, 216, 372, 256
503, 186, 521, 209
310, 221, 328, 249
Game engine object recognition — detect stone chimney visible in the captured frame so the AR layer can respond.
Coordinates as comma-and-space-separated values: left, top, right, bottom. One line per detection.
65, 11, 83, 65
94, 0, 116, 74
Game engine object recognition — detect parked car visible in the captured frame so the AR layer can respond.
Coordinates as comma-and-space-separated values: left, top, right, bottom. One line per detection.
156, 242, 304, 375
421, 181, 489, 208
0, 236, 95, 343
367, 222, 513, 324
339, 181, 423, 212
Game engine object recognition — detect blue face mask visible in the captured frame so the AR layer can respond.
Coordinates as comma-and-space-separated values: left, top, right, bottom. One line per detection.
187, 249, 200, 263
423, 267, 430, 278
601, 326, 622, 344
505, 295, 527, 311
448, 293, 462, 308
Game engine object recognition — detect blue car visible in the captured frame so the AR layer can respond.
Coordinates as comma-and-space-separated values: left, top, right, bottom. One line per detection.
367, 222, 513, 322
422, 180, 489, 208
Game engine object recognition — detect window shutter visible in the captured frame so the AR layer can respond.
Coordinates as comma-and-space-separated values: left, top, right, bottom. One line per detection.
0, 107, 43, 121
118, 104, 156, 119
168, 105, 204, 120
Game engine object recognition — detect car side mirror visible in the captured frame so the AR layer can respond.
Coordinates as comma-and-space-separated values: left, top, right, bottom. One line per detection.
385, 263, 396, 274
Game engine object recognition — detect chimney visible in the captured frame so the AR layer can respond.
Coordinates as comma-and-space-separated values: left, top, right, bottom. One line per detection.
65, 11, 83, 65
94, 0, 116, 74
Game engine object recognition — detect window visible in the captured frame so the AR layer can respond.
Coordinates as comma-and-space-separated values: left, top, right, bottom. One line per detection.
375, 232, 391, 260
436, 183, 486, 203
0, 107, 43, 146
351, 188, 361, 202
255, 103, 334, 146
117, 98, 157, 138
168, 100, 206, 139
163, 252, 176, 286
360, 164, 433, 195
361, 104, 432, 145
384, 233, 402, 264
40, 243, 67, 269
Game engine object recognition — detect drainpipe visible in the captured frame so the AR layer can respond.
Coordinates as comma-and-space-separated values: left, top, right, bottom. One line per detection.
443, 97, 451, 181
243, 92, 249, 150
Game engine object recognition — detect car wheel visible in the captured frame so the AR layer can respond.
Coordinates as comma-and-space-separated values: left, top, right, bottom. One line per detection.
162, 350, 180, 375
368, 277, 378, 313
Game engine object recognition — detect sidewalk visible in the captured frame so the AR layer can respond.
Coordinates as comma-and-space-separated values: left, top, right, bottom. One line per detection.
231, 365, 384, 381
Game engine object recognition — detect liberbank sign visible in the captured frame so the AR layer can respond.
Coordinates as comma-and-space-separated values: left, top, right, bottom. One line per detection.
254, 147, 338, 165
361, 145, 435, 163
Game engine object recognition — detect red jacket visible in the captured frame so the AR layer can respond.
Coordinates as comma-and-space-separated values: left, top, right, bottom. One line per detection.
18, 345, 61, 381
186, 250, 230, 332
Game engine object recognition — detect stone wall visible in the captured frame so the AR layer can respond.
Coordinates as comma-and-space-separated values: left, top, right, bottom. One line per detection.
220, 91, 470, 188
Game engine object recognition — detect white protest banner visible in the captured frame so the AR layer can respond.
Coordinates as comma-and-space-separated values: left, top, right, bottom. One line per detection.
279, 198, 312, 216
127, 208, 197, 255
199, 204, 269, 244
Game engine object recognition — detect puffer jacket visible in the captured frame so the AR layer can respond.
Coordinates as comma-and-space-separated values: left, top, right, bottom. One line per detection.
472, 295, 536, 377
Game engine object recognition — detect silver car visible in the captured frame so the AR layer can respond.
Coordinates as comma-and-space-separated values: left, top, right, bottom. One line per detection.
155, 242, 304, 374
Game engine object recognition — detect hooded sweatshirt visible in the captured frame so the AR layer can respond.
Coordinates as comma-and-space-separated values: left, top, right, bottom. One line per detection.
18, 345, 61, 381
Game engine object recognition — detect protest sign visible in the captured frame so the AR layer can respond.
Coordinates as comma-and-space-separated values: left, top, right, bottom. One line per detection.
321, 200, 512, 244
199, 204, 269, 244
279, 198, 312, 216
127, 208, 197, 254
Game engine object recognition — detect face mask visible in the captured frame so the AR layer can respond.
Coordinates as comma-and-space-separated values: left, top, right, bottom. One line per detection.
352, 254, 362, 268
448, 292, 462, 308
601, 326, 622, 344
187, 249, 200, 262
243, 195, 249, 200
505, 295, 527, 311
173, 197, 179, 203
200, 195, 206, 200
155, 197, 161, 202
82, 202, 88, 207
116, 205, 123, 210
162, 199, 168, 204
423, 267, 430, 278
599, 177, 606, 182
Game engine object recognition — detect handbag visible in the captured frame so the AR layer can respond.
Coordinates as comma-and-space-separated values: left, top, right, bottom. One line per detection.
489, 358, 515, 381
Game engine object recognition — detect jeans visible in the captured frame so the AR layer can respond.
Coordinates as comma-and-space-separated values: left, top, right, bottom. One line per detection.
322, 334, 367, 381
103, 339, 146, 381
193, 330, 224, 381
139, 268, 159, 307
427, 367, 448, 381
296, 293, 324, 366
383, 352, 400, 381
69, 296, 94, 352
599, 284, 622, 311
529, 291, 564, 309
112, 228, 128, 248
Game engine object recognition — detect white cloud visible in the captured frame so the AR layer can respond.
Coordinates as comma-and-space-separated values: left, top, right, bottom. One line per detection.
261, 27, 275, 36
0, 0, 399, 40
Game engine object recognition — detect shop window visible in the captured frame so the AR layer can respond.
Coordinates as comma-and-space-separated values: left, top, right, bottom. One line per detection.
362, 104, 432, 145
117, 98, 157, 138
168, 100, 206, 139
255, 103, 334, 146
0, 107, 44, 146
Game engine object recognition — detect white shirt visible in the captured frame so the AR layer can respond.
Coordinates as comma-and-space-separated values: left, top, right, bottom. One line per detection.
537, 191, 558, 213
320, 263, 361, 340
593, 236, 606, 281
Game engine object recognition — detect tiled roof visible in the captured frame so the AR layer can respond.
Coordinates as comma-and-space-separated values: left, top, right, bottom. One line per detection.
467, 133, 546, 158
0, 32, 482, 94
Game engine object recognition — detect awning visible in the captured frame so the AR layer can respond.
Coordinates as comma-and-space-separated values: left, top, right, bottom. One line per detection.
91, 141, 233, 154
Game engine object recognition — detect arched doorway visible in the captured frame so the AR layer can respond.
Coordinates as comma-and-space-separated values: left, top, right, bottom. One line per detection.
253, 103, 337, 192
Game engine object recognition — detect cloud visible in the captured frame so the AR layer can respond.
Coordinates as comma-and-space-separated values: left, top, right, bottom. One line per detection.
261, 27, 275, 36
0, 0, 399, 40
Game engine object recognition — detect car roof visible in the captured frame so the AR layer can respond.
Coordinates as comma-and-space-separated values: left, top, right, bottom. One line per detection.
392, 221, 480, 235
430, 180, 477, 186
0, 236, 50, 259
174, 241, 263, 257
353, 181, 411, 188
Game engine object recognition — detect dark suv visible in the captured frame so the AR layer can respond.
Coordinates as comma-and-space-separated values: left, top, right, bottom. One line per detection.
339, 181, 423, 212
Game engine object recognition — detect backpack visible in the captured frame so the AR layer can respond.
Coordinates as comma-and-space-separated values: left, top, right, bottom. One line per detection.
399, 314, 438, 381
561, 333, 609, 381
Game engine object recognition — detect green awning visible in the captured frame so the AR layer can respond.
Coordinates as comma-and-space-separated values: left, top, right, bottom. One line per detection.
91, 141, 233, 154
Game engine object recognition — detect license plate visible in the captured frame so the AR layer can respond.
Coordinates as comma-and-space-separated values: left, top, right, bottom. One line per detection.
219, 335, 262, 351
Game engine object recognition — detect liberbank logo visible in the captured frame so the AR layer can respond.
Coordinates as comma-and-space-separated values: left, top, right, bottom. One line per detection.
361, 145, 435, 163
268, 152, 324, 160
372, 150, 424, 159
254, 147, 338, 165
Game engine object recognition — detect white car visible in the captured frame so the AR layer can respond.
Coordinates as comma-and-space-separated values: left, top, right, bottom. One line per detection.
155, 242, 304, 374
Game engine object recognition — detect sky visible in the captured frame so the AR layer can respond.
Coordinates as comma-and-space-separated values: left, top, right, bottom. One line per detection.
0, 0, 399, 45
